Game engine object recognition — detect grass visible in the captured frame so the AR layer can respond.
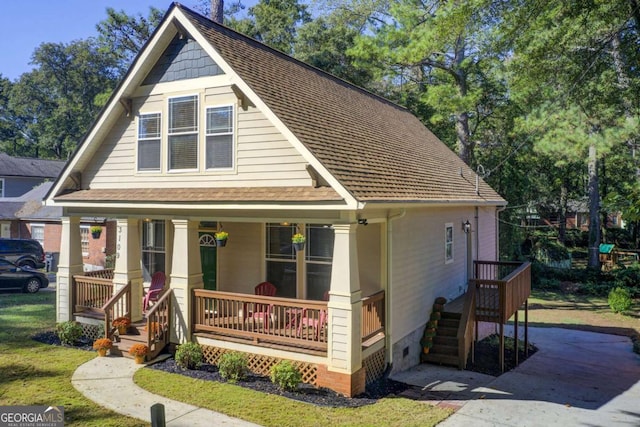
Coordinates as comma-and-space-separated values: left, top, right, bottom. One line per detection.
134, 369, 451, 427
0, 291, 145, 426
0, 290, 452, 427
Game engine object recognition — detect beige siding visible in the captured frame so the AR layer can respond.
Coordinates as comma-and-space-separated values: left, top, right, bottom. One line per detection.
216, 222, 263, 293
357, 223, 382, 296
477, 206, 498, 261
83, 84, 312, 189
389, 207, 475, 346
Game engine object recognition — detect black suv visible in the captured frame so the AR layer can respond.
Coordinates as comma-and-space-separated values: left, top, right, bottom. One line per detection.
0, 239, 46, 269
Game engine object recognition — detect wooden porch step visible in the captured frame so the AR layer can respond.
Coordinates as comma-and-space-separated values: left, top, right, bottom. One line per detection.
431, 344, 458, 356
436, 326, 458, 337
433, 335, 457, 346
110, 323, 149, 358
438, 318, 459, 328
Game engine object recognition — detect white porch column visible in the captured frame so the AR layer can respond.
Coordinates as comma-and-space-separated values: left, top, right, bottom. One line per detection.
325, 223, 363, 393
56, 216, 83, 322
113, 218, 144, 322
170, 219, 204, 343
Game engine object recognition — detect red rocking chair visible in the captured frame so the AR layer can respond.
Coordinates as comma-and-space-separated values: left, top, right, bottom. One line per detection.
142, 271, 166, 312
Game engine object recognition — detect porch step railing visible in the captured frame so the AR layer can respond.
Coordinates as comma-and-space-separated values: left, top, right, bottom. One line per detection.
145, 288, 172, 360
103, 282, 131, 338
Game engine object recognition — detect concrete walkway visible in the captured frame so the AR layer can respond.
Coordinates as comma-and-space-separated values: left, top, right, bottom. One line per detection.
72, 357, 261, 426
391, 327, 640, 426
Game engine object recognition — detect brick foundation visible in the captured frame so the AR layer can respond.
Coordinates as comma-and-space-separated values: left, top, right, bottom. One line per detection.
315, 365, 366, 397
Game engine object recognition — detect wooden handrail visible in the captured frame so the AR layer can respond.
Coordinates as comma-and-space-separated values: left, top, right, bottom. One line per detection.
146, 288, 172, 360
456, 283, 476, 369
102, 282, 131, 338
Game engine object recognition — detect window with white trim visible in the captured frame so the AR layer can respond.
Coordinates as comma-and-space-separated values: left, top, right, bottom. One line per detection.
30, 224, 45, 248
80, 225, 90, 257
142, 220, 166, 282
137, 113, 161, 171
168, 95, 198, 171
265, 223, 334, 300
206, 105, 234, 169
445, 223, 454, 264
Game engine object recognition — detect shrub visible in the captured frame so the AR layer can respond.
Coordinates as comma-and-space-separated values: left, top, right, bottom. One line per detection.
218, 351, 247, 382
175, 342, 204, 370
56, 321, 83, 345
270, 360, 302, 391
608, 287, 633, 313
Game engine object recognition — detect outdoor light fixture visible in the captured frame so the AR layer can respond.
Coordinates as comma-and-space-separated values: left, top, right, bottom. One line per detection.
463, 220, 471, 234
358, 218, 368, 226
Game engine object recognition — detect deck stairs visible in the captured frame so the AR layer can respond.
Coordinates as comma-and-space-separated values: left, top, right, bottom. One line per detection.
421, 311, 462, 367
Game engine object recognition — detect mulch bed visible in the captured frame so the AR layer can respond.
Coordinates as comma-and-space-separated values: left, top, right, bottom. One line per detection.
32, 330, 536, 407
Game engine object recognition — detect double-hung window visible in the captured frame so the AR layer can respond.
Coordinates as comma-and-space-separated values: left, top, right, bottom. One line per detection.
142, 220, 166, 281
445, 223, 454, 264
137, 113, 161, 171
168, 95, 198, 171
206, 105, 234, 169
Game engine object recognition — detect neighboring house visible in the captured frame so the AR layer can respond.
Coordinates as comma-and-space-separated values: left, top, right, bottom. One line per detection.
0, 153, 64, 238
46, 4, 514, 396
527, 199, 623, 230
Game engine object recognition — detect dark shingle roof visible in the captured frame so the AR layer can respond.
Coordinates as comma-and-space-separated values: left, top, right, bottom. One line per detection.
178, 5, 504, 204
0, 153, 65, 179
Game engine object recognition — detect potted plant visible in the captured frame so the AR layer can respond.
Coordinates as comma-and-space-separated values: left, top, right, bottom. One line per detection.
421, 337, 433, 354
292, 233, 306, 252
430, 311, 441, 321
215, 231, 229, 247
128, 343, 149, 364
112, 317, 131, 335
92, 338, 112, 357
90, 225, 102, 239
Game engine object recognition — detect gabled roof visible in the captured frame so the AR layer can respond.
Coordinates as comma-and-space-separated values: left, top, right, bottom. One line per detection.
179, 5, 503, 204
0, 182, 61, 220
0, 153, 65, 179
48, 3, 504, 207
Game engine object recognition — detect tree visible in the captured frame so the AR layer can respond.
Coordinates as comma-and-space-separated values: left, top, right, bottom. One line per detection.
9, 40, 119, 159
503, 0, 640, 268
350, 0, 509, 165
96, 7, 164, 77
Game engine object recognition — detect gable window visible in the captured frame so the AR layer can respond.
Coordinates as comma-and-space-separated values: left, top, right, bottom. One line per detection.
445, 223, 454, 264
138, 113, 161, 171
142, 219, 166, 282
206, 105, 234, 169
168, 95, 198, 171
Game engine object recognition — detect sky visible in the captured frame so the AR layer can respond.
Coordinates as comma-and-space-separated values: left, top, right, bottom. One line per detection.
0, 1, 204, 81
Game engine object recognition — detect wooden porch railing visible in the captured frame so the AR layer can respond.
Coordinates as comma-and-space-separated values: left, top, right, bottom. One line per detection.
193, 290, 386, 354
361, 290, 385, 343
146, 288, 172, 360
193, 290, 330, 352
103, 282, 131, 338
72, 270, 115, 314
470, 261, 531, 324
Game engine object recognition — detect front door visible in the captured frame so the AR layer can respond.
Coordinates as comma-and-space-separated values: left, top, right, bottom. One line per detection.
199, 232, 217, 290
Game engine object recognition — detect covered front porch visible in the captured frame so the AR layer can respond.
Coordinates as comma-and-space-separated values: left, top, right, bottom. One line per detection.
58, 214, 387, 396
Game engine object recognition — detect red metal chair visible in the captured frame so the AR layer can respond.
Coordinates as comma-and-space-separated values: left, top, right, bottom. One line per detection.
142, 271, 166, 312
297, 291, 329, 339
244, 281, 276, 331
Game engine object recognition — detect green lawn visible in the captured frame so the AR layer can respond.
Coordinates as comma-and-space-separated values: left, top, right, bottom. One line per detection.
0, 291, 452, 427
0, 291, 144, 426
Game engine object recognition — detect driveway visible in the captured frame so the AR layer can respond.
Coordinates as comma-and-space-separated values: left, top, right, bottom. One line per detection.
391, 327, 640, 426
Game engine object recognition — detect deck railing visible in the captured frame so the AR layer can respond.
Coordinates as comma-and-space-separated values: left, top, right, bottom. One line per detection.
146, 289, 172, 360
103, 283, 131, 338
457, 283, 476, 369
73, 270, 115, 314
193, 290, 386, 354
470, 261, 531, 324
361, 290, 385, 343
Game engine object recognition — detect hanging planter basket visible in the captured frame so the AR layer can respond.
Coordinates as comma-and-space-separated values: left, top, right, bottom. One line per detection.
292, 233, 306, 252
90, 226, 102, 239
293, 242, 306, 252
215, 231, 228, 247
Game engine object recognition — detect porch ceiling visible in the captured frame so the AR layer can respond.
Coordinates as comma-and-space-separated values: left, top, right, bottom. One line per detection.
54, 187, 345, 204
